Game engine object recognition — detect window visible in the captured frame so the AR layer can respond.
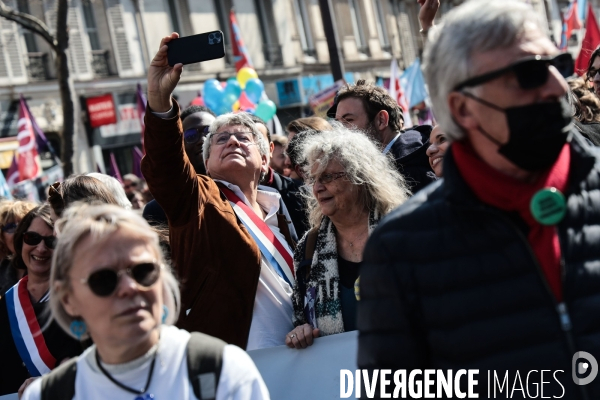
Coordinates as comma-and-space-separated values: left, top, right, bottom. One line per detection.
16, 0, 38, 52
253, 0, 283, 66
348, 0, 367, 54
373, 0, 390, 53
293, 0, 316, 57
166, 0, 181, 35
81, 0, 101, 50
213, 0, 233, 65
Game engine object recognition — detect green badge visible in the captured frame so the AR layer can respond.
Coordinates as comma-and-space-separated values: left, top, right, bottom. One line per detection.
354, 277, 360, 301
530, 187, 566, 226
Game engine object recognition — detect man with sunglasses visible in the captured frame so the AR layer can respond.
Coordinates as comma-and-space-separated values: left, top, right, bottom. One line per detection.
358, 1, 600, 398
142, 33, 298, 351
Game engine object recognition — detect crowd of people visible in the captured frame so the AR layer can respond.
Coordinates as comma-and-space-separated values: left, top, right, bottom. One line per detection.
0, 0, 599, 398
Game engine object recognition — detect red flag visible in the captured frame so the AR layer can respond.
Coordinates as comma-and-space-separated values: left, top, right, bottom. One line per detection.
6, 154, 18, 188
229, 9, 254, 71
576, 4, 600, 75
388, 59, 412, 128
17, 98, 41, 181
566, 2, 582, 41
136, 83, 147, 155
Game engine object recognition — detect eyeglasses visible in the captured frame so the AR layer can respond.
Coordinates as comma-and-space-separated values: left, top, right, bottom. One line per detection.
307, 171, 347, 185
184, 126, 210, 144
1, 222, 17, 234
453, 53, 574, 91
23, 232, 56, 250
211, 131, 255, 145
587, 67, 600, 80
80, 262, 161, 297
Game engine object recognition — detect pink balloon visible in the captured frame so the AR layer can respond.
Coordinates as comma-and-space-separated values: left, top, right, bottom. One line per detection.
190, 96, 205, 106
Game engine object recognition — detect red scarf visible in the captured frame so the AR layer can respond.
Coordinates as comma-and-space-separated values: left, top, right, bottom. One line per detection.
452, 142, 571, 301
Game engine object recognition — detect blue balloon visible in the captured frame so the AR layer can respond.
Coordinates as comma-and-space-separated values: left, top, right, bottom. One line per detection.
220, 93, 238, 109
225, 78, 242, 99
244, 78, 264, 104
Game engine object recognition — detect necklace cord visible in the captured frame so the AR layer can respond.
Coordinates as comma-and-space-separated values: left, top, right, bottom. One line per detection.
95, 349, 157, 395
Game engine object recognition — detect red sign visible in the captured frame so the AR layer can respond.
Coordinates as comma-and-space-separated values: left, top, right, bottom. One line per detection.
86, 94, 117, 128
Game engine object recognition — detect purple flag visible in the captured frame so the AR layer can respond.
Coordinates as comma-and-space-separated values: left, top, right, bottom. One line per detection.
20, 95, 57, 158
132, 146, 144, 179
136, 83, 147, 154
109, 152, 122, 183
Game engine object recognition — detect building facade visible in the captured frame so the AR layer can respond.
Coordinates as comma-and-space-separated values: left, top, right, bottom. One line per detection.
0, 0, 570, 174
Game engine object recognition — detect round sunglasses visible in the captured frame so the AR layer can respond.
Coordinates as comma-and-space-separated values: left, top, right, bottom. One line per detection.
1, 222, 18, 234
23, 232, 56, 249
80, 262, 161, 297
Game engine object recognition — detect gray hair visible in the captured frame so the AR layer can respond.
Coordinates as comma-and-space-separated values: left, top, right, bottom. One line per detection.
301, 125, 411, 229
202, 112, 269, 162
49, 203, 180, 340
87, 173, 132, 210
423, 0, 546, 141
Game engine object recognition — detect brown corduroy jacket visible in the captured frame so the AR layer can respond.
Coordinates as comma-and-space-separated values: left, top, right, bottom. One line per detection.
141, 101, 262, 349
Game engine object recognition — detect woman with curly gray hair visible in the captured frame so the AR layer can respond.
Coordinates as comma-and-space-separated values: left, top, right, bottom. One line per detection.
22, 203, 269, 400
285, 127, 410, 349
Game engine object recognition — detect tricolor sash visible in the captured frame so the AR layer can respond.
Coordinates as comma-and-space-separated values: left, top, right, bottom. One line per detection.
5, 276, 56, 376
220, 185, 296, 286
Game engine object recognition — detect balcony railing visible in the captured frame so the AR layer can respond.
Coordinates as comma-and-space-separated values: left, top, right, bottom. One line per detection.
27, 52, 49, 81
263, 43, 283, 67
91, 49, 111, 77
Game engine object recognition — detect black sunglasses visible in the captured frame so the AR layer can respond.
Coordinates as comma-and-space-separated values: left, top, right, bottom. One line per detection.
23, 232, 56, 249
184, 126, 210, 144
1, 222, 17, 234
81, 262, 161, 297
454, 53, 574, 91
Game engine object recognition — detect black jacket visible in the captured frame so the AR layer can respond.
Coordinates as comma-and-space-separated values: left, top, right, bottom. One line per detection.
358, 132, 600, 399
388, 125, 438, 194
264, 169, 309, 239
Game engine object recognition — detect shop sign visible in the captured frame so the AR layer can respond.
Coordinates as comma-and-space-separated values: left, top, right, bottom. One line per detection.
86, 94, 117, 128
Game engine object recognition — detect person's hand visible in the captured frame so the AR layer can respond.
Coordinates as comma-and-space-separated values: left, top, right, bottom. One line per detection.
18, 377, 37, 399
417, 0, 440, 32
147, 32, 183, 113
285, 323, 320, 349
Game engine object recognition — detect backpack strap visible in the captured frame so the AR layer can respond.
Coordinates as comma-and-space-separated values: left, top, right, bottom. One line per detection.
40, 358, 78, 400
186, 332, 227, 400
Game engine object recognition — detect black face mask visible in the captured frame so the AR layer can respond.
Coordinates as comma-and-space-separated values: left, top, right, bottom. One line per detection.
462, 92, 573, 171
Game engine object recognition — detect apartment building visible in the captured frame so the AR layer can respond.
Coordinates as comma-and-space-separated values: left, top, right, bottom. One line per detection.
0, 0, 559, 174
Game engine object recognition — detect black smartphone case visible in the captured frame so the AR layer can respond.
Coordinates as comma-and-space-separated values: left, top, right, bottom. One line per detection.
167, 31, 226, 66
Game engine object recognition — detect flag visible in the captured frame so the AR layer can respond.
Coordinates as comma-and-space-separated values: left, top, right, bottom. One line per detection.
6, 155, 18, 189
229, 9, 254, 71
132, 146, 143, 179
109, 152, 122, 183
575, 3, 600, 75
0, 170, 12, 199
17, 98, 42, 181
579, 0, 588, 22
388, 59, 413, 128
400, 58, 429, 109
136, 83, 147, 155
560, 1, 582, 50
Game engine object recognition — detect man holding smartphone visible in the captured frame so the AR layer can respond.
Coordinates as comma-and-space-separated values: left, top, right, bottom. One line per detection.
142, 33, 296, 350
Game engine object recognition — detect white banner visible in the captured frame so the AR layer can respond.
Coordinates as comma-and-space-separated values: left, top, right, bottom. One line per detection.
248, 330, 358, 399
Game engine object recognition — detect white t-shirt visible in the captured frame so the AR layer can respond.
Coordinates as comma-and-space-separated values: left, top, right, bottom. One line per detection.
22, 325, 270, 400
214, 181, 294, 351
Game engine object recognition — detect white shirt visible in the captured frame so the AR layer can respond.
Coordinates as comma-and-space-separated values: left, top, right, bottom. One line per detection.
23, 325, 270, 400
215, 180, 294, 351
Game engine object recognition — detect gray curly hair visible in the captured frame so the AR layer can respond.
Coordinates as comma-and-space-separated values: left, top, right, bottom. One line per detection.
49, 203, 180, 340
202, 112, 269, 162
300, 126, 411, 229
423, 0, 546, 141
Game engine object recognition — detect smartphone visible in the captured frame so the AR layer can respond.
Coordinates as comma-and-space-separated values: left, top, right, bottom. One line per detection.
167, 31, 226, 66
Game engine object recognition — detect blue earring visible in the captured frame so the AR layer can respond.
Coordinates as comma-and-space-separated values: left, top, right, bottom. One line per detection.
70, 319, 87, 340
162, 305, 168, 324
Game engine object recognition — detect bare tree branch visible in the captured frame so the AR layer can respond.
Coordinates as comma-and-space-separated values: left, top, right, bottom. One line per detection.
0, 0, 58, 51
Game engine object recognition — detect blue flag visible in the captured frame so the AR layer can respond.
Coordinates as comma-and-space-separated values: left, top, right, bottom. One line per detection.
400, 58, 429, 109
0, 170, 13, 199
